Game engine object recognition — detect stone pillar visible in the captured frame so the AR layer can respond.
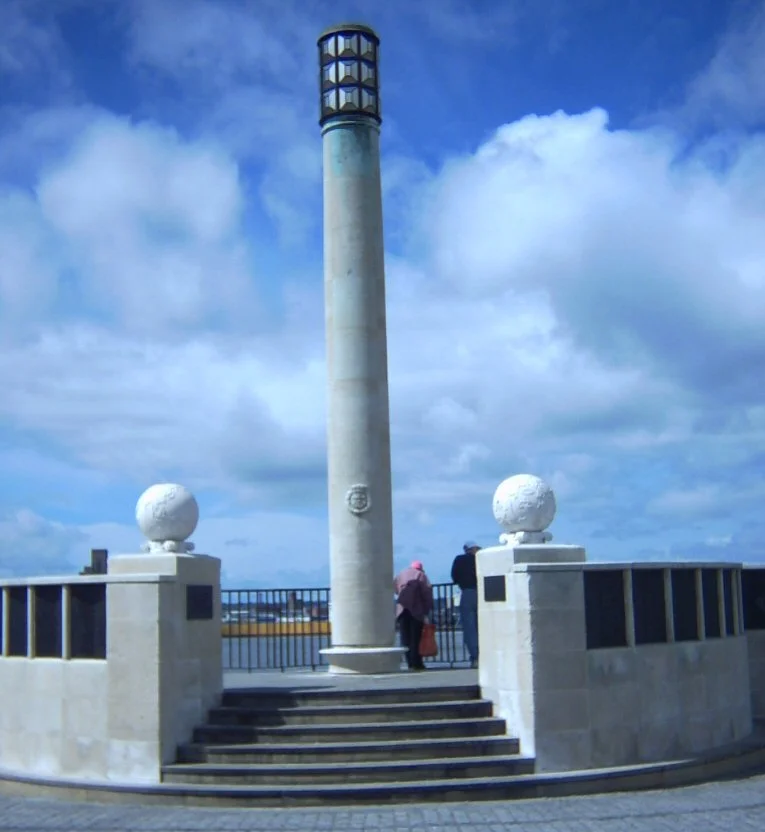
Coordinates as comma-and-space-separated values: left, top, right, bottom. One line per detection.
317, 24, 403, 674
107, 553, 222, 779
477, 551, 591, 771
477, 474, 591, 770
105, 483, 223, 781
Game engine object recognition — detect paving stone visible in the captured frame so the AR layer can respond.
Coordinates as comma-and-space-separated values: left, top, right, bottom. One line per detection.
0, 772, 764, 831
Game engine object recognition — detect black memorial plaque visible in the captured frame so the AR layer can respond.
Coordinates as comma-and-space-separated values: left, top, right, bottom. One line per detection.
632, 569, 668, 645
702, 569, 721, 638
35, 585, 63, 658
8, 587, 28, 656
187, 584, 214, 620
69, 584, 107, 659
584, 570, 628, 649
723, 569, 735, 636
671, 569, 699, 641
483, 575, 506, 603
742, 569, 765, 631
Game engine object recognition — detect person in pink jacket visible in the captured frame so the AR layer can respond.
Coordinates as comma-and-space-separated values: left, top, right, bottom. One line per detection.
394, 561, 434, 670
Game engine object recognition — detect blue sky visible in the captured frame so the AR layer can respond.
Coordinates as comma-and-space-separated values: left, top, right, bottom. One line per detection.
0, 0, 764, 586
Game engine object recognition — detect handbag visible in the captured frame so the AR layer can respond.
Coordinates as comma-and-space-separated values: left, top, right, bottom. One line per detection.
419, 620, 438, 658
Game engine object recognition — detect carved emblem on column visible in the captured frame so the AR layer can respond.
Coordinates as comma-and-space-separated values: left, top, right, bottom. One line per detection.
346, 484, 371, 515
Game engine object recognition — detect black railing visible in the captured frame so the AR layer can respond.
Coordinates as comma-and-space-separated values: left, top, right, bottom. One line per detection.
222, 583, 469, 672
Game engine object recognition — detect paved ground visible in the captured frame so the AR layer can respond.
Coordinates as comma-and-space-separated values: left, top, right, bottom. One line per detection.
0, 773, 764, 831
2, 670, 763, 829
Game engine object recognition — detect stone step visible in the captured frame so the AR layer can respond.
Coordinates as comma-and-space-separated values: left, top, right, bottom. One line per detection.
179, 734, 520, 764
221, 684, 481, 709
206, 699, 492, 726
192, 716, 507, 746
111, 773, 570, 806
162, 754, 535, 785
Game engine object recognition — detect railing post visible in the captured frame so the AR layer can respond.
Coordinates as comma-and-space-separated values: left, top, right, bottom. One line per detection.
62, 585, 71, 660
695, 569, 705, 639
26, 586, 34, 658
624, 570, 635, 647
664, 569, 675, 643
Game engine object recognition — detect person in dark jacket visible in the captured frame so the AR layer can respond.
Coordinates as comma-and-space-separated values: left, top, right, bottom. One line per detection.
394, 561, 434, 670
451, 541, 480, 667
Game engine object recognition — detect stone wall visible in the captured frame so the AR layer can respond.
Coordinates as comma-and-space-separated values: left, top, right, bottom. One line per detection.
0, 554, 222, 784
477, 548, 753, 772
0, 658, 108, 779
587, 638, 751, 767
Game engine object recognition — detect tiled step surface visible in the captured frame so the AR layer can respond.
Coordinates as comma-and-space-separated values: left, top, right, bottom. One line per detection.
163, 755, 535, 785
145, 774, 576, 806
178, 735, 521, 764
192, 716, 507, 745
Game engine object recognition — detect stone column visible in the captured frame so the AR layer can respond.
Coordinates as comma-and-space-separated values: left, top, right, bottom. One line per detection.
478, 474, 591, 771
317, 24, 403, 674
106, 483, 223, 780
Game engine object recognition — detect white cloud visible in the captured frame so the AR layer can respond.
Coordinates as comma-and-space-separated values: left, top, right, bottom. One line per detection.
417, 108, 765, 401
682, 3, 765, 129
0, 0, 71, 81
127, 0, 311, 87
125, 0, 321, 243
1, 1, 765, 581
0, 192, 59, 327
3, 104, 763, 546
36, 116, 258, 332
0, 510, 87, 578
0, 326, 326, 493
647, 485, 720, 518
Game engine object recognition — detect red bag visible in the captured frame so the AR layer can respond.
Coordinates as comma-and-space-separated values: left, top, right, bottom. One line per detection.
419, 621, 438, 658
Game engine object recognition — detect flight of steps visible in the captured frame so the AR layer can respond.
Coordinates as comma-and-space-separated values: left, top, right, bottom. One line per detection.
163, 682, 535, 805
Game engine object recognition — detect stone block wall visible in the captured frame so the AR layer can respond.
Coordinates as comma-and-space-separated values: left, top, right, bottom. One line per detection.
587, 638, 751, 767
0, 554, 223, 785
478, 549, 753, 773
0, 659, 108, 779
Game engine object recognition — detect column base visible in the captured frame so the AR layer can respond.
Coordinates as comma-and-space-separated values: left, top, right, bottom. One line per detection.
320, 646, 406, 675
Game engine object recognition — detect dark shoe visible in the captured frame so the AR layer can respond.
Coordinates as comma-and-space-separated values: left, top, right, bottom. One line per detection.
470, 659, 478, 669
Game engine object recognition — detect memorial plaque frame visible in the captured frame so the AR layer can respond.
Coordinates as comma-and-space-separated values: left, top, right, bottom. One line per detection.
632, 568, 668, 645
483, 575, 506, 604
8, 586, 28, 656
186, 584, 214, 620
34, 585, 62, 658
584, 570, 628, 649
671, 569, 699, 641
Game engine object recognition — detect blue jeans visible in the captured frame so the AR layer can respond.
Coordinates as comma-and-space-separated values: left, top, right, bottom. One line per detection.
460, 588, 479, 662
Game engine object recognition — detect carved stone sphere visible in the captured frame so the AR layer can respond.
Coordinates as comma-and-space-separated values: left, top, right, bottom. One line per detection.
492, 474, 556, 534
136, 483, 199, 543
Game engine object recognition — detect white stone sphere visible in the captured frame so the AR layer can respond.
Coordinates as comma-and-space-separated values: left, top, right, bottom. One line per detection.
136, 483, 199, 543
492, 474, 556, 533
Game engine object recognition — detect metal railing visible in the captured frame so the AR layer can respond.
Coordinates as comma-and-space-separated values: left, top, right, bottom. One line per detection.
222, 583, 469, 672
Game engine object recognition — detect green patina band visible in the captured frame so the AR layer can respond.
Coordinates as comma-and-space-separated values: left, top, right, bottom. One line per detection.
326, 122, 377, 178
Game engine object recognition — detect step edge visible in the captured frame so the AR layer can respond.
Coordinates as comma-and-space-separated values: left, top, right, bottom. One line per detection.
197, 716, 506, 731
210, 699, 492, 715
163, 755, 535, 774
185, 736, 520, 753
223, 684, 481, 697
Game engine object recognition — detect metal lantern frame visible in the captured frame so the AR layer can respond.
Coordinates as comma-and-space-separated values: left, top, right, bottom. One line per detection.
318, 23, 381, 126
